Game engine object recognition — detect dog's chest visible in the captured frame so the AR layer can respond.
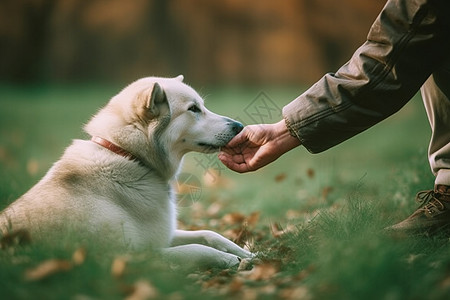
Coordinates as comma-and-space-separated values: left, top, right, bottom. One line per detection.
96, 181, 177, 249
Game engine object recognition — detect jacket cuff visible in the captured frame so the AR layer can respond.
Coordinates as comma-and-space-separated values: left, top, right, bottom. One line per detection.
282, 97, 318, 154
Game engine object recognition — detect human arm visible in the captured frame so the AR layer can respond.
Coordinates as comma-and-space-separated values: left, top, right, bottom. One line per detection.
284, 0, 450, 153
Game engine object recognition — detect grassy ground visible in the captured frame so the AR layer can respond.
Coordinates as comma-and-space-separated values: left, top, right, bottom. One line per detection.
1, 83, 449, 299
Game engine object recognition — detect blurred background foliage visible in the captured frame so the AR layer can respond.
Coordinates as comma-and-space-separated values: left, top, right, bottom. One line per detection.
0, 0, 386, 85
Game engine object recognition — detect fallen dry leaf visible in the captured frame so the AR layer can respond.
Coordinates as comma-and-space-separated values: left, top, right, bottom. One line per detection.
271, 222, 297, 238
271, 222, 285, 238
274, 173, 287, 182
223, 228, 240, 241
245, 262, 279, 281
280, 286, 311, 300
246, 211, 260, 227
111, 256, 128, 278
321, 186, 333, 199
72, 247, 87, 265
25, 259, 73, 281
126, 279, 159, 300
26, 159, 39, 176
222, 212, 246, 225
224, 226, 252, 247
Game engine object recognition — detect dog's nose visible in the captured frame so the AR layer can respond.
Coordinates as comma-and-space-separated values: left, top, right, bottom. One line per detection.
230, 120, 244, 135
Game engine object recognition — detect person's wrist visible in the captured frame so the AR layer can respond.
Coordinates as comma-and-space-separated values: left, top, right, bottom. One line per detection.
273, 119, 301, 151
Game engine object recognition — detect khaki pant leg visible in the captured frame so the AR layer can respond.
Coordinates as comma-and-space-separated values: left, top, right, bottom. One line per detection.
420, 58, 450, 186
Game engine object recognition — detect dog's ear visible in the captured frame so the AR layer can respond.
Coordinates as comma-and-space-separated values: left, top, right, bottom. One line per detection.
145, 82, 169, 118
175, 75, 184, 82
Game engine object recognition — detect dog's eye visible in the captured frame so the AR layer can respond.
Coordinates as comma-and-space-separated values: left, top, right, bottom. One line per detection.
188, 105, 201, 113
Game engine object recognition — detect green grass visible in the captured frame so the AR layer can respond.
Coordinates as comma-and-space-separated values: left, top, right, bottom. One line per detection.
1, 84, 449, 299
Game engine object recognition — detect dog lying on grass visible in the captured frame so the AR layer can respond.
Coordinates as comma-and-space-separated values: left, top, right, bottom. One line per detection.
0, 76, 252, 269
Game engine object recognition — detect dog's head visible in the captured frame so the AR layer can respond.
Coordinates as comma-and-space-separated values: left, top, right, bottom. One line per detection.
85, 76, 243, 175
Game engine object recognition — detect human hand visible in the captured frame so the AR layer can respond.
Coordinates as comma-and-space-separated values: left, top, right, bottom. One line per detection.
218, 120, 301, 173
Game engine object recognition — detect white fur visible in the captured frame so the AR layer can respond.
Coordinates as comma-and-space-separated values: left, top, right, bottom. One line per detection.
0, 76, 250, 269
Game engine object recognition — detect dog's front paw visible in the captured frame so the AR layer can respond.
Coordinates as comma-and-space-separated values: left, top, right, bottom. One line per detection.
221, 253, 241, 268
199, 230, 255, 259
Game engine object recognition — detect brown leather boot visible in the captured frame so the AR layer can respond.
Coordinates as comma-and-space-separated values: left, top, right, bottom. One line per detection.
387, 185, 450, 234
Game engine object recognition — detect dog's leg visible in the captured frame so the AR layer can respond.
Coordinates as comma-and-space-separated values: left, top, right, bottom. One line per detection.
162, 244, 240, 269
171, 230, 253, 259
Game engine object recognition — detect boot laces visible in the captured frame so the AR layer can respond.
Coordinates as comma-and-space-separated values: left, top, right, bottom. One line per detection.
416, 190, 445, 214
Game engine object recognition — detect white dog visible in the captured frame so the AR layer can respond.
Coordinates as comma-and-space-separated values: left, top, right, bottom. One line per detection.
0, 76, 252, 268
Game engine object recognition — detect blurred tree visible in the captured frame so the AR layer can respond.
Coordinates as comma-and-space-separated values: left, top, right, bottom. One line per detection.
303, 0, 385, 72
148, 0, 188, 75
0, 0, 385, 85
0, 0, 56, 82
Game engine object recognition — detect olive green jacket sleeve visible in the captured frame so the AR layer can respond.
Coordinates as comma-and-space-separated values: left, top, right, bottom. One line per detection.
283, 0, 450, 153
